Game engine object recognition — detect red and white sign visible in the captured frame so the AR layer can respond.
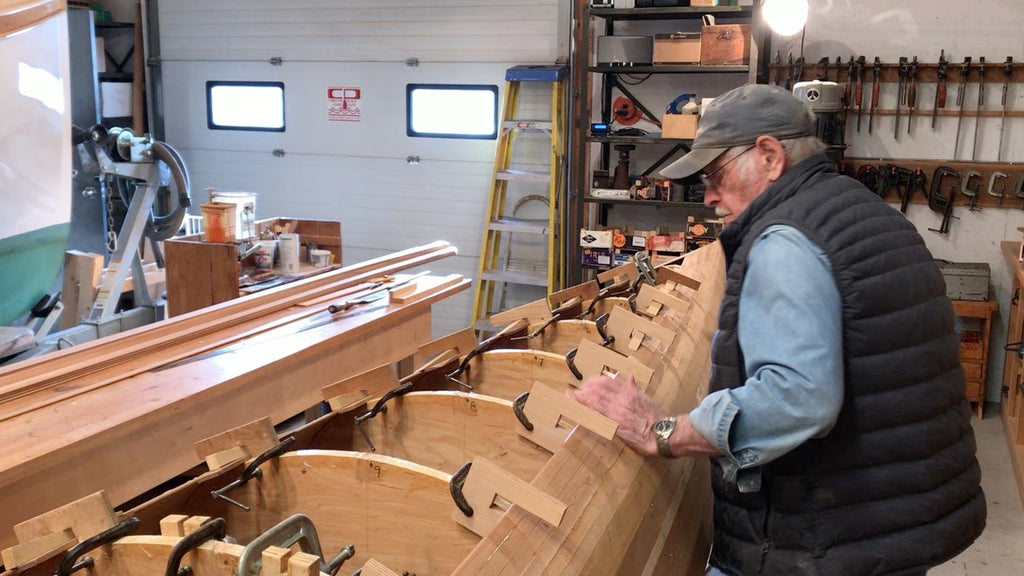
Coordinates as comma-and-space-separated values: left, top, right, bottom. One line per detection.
327, 86, 361, 122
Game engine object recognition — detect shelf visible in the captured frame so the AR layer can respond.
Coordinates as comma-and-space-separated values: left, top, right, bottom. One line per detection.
98, 72, 133, 81
94, 21, 135, 29
591, 6, 751, 21
587, 135, 692, 145
590, 64, 749, 74
583, 197, 704, 208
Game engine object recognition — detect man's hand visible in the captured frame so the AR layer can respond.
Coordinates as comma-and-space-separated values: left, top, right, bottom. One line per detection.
572, 375, 665, 457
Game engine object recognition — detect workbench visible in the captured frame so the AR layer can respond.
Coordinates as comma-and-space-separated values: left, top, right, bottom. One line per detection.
999, 240, 1024, 507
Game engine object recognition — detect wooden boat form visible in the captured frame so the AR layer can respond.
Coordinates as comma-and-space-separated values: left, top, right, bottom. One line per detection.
1, 241, 725, 575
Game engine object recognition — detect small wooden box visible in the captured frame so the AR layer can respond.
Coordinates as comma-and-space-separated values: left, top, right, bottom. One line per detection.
699, 24, 750, 66
653, 33, 701, 64
661, 113, 698, 139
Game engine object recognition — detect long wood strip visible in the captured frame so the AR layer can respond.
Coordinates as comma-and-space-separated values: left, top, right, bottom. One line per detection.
0, 241, 453, 396
0, 246, 457, 421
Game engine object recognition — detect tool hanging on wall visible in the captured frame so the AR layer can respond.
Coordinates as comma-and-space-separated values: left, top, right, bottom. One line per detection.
774, 50, 782, 86
785, 52, 794, 91
999, 56, 1014, 161
971, 57, 987, 161
907, 56, 918, 134
960, 169, 982, 212
844, 55, 855, 133
869, 57, 881, 134
816, 57, 829, 81
953, 56, 973, 158
987, 171, 1007, 207
894, 57, 909, 138
932, 50, 948, 129
855, 55, 866, 132
900, 168, 927, 214
1013, 173, 1024, 209
928, 166, 960, 233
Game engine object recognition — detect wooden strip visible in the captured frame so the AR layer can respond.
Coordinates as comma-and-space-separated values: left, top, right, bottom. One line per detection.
518, 381, 618, 453
322, 364, 397, 413
263, 545, 293, 576
0, 529, 74, 570
182, 516, 210, 534
13, 491, 115, 543
0, 1, 65, 38
453, 457, 567, 538
464, 350, 578, 400
572, 338, 655, 386
390, 274, 463, 303
193, 417, 277, 469
597, 261, 637, 285
525, 319, 602, 356
656, 266, 702, 291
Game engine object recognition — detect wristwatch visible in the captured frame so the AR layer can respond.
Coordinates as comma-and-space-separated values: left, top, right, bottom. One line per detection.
651, 417, 678, 459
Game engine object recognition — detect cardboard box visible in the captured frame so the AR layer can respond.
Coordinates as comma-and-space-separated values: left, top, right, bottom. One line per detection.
653, 32, 701, 64
661, 113, 698, 139
580, 229, 614, 249
700, 24, 751, 66
582, 248, 614, 268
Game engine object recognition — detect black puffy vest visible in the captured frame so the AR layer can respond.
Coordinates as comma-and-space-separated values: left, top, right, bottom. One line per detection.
707, 155, 986, 575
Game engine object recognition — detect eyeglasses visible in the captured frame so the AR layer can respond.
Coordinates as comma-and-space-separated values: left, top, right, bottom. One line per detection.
698, 144, 755, 189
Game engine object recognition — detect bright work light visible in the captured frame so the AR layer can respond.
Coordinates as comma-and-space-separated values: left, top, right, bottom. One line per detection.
763, 0, 809, 37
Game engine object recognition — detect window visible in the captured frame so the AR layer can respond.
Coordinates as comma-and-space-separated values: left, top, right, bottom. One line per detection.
206, 81, 285, 131
406, 84, 498, 139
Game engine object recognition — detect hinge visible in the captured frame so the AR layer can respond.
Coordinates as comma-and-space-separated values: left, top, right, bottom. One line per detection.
406, 58, 419, 67
269, 57, 283, 66
272, 149, 285, 158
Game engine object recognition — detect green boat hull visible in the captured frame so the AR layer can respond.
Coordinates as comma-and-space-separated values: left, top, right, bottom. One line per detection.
0, 223, 69, 326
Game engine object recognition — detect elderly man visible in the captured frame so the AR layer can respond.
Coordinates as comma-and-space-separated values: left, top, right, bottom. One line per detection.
573, 84, 985, 575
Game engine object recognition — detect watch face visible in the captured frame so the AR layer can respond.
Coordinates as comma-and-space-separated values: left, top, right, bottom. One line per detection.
653, 418, 674, 435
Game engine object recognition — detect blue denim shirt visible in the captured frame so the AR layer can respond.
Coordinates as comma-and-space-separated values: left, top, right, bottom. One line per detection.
689, 225, 844, 493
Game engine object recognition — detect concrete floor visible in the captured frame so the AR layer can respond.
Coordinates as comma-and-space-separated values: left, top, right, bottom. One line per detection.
932, 403, 1024, 575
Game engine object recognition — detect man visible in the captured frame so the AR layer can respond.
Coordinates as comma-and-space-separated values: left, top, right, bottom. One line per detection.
573, 84, 985, 575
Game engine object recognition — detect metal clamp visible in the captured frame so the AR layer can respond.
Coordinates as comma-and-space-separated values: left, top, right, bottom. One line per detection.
578, 280, 630, 319
987, 171, 1007, 208
514, 298, 581, 341
595, 313, 614, 347
512, 392, 533, 431
164, 517, 227, 576
237, 513, 354, 576
57, 517, 140, 576
632, 251, 657, 288
354, 380, 414, 451
450, 462, 474, 517
447, 319, 529, 389
211, 436, 296, 511
565, 347, 583, 380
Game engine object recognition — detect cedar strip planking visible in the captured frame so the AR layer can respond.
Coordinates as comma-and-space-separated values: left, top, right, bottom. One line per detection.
0, 243, 456, 420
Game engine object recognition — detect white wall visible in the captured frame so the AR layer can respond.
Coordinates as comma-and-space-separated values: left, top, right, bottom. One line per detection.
773, 0, 1024, 402
154, 0, 567, 337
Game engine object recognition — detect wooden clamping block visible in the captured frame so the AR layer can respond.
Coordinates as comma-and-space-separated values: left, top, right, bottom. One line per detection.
358, 558, 402, 576
194, 417, 278, 471
604, 305, 677, 356
0, 529, 75, 570
183, 515, 212, 535
390, 273, 465, 304
548, 280, 600, 309
571, 338, 655, 386
451, 457, 567, 538
598, 260, 639, 286
657, 265, 702, 292
261, 545, 321, 576
488, 298, 553, 326
516, 381, 618, 453
634, 283, 693, 320
159, 514, 190, 537
414, 327, 478, 368
321, 363, 398, 413
13, 490, 116, 546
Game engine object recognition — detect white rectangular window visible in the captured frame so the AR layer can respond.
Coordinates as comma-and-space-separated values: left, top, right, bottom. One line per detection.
406, 84, 498, 139
206, 81, 285, 131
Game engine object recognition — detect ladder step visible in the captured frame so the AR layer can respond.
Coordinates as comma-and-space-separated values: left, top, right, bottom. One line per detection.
481, 269, 549, 287
497, 169, 550, 182
504, 120, 553, 131
489, 217, 549, 235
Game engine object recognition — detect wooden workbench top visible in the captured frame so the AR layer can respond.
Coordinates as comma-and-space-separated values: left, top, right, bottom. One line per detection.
1001, 241, 1024, 286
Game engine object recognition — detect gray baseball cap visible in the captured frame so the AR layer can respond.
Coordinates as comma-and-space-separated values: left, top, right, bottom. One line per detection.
659, 84, 816, 180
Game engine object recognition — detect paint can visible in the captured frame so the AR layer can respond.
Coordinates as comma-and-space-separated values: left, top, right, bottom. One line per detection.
279, 233, 300, 273
310, 249, 331, 268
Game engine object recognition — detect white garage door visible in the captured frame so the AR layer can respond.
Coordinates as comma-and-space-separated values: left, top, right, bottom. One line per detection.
157, 0, 567, 336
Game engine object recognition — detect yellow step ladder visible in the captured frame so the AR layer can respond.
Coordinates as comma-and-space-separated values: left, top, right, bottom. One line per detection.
471, 64, 567, 331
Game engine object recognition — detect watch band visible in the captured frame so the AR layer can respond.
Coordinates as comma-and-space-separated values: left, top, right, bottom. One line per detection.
652, 417, 677, 459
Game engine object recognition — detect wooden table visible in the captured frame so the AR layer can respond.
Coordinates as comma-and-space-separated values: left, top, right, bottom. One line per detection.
999, 240, 1024, 507
951, 298, 1000, 419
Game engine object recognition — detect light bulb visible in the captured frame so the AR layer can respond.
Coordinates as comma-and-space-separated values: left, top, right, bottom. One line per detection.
763, 0, 809, 37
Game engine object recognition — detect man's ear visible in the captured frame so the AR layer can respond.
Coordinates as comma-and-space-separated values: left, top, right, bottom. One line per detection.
755, 136, 786, 182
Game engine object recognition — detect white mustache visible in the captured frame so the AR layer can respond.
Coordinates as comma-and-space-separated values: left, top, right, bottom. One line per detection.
715, 206, 731, 217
